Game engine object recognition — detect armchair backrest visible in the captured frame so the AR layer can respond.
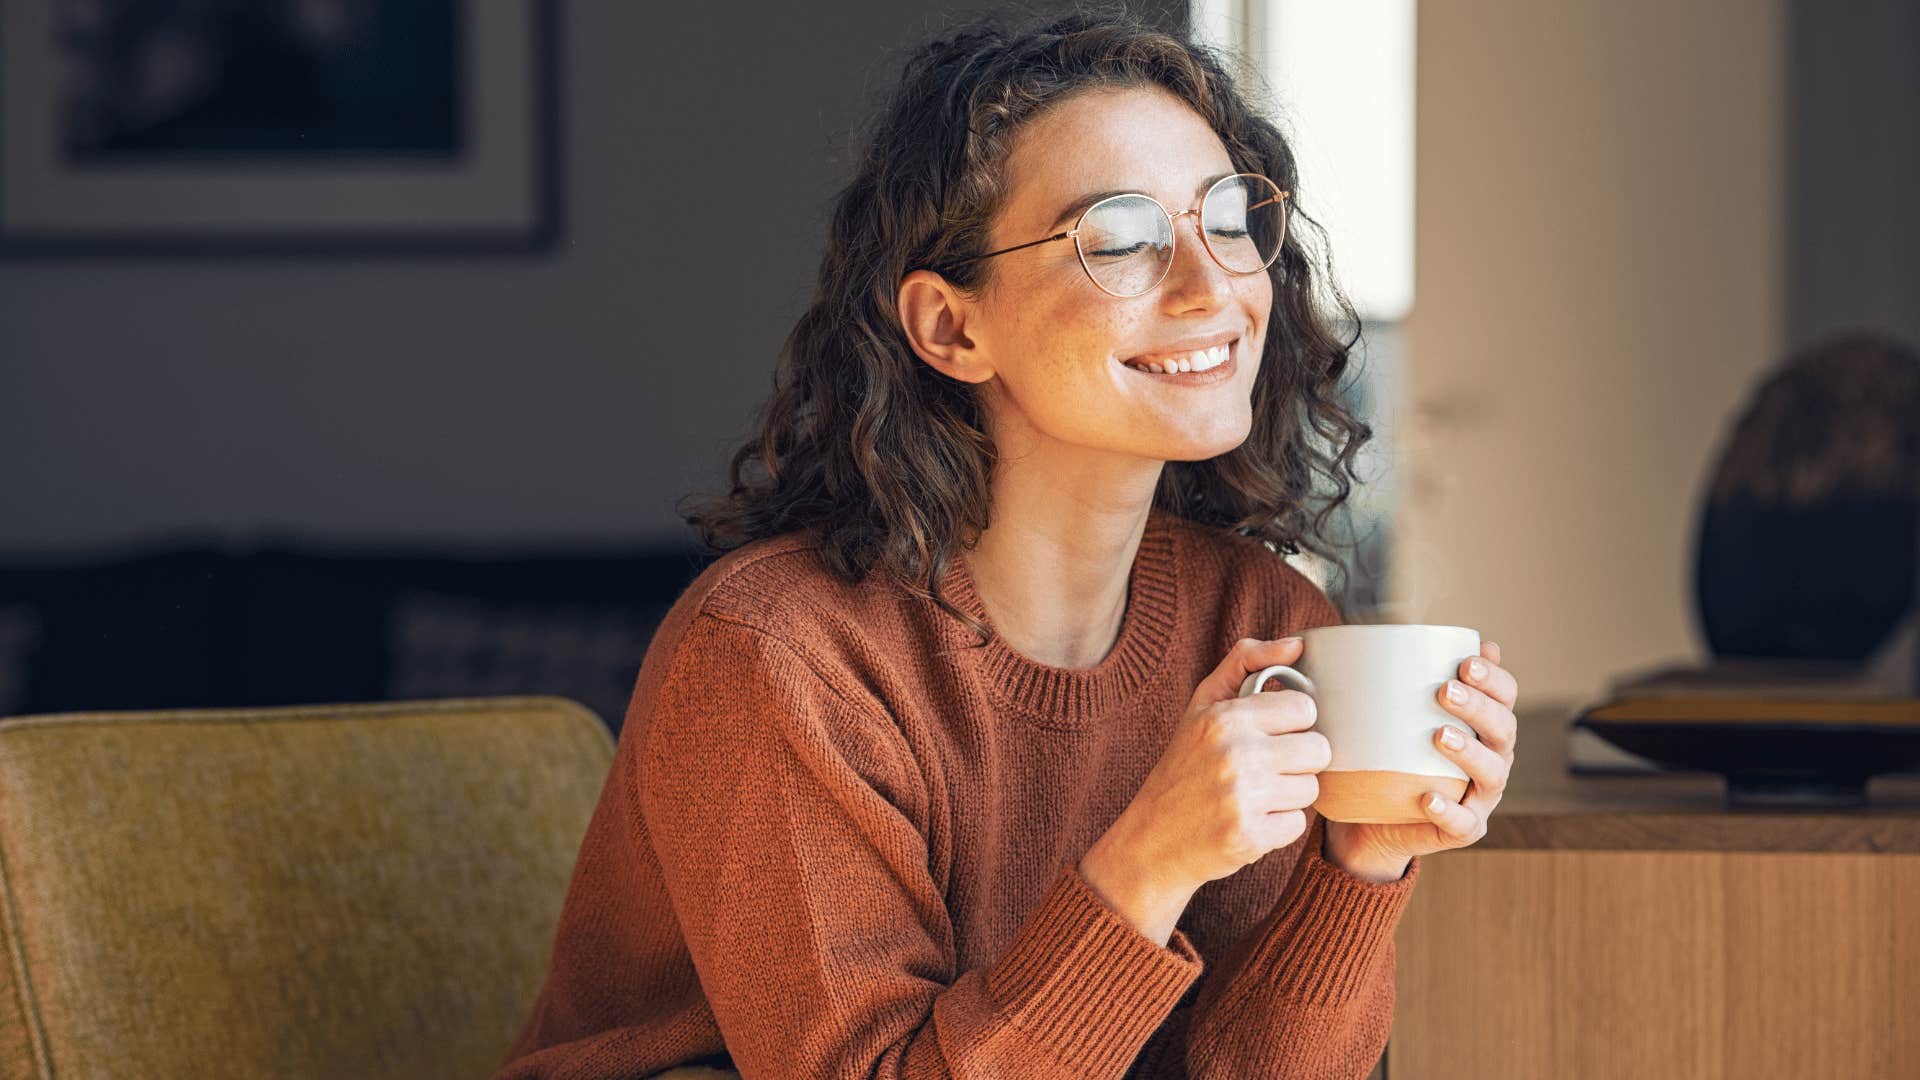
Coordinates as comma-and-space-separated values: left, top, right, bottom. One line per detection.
0, 695, 612, 1079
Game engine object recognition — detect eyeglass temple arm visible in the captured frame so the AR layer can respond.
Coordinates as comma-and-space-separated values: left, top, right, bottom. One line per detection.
947, 230, 1075, 266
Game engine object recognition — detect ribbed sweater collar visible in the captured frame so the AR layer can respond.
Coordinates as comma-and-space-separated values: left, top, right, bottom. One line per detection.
939, 507, 1181, 727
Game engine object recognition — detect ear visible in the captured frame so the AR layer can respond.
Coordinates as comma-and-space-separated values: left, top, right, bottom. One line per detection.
897, 269, 994, 384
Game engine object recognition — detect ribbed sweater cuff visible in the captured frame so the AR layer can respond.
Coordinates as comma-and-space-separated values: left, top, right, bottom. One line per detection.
985, 862, 1204, 1074
1237, 835, 1421, 1008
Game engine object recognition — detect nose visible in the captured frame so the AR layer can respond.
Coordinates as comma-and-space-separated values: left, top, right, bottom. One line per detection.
1158, 209, 1234, 310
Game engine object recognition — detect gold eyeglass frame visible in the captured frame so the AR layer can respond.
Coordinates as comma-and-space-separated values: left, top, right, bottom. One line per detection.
945, 172, 1291, 298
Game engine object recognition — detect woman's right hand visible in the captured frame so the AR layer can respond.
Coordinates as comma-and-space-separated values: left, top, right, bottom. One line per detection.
1079, 637, 1331, 941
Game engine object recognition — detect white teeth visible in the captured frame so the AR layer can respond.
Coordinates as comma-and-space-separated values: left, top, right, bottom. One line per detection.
1125, 341, 1233, 374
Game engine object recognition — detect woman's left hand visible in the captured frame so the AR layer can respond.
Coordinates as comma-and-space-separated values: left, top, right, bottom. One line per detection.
1324, 641, 1519, 876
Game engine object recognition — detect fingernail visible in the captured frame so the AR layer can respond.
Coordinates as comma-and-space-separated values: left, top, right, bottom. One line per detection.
1445, 680, 1467, 704
1427, 793, 1446, 813
1278, 636, 1301, 646
1440, 725, 1465, 749
1468, 658, 1487, 682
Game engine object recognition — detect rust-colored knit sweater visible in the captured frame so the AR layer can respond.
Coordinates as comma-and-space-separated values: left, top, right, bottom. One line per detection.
495, 507, 1421, 1079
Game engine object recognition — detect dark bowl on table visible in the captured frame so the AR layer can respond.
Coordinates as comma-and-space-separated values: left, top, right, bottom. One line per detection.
1574, 697, 1920, 808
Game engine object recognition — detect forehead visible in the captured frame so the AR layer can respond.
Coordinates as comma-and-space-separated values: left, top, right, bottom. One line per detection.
1001, 86, 1235, 216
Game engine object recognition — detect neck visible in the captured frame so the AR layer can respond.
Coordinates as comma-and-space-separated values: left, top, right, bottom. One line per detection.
962, 453, 1163, 669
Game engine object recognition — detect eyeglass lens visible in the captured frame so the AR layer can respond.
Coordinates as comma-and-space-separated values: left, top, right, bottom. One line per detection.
1076, 174, 1287, 297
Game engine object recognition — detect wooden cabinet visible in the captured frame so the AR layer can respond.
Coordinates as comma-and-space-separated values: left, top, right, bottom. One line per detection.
1382, 704, 1920, 1079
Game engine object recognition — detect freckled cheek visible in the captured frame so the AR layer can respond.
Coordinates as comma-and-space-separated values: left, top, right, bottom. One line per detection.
1241, 300, 1272, 371
1047, 316, 1132, 374
1242, 278, 1274, 324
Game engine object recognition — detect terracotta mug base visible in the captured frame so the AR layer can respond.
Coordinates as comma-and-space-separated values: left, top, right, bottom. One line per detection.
1314, 769, 1471, 824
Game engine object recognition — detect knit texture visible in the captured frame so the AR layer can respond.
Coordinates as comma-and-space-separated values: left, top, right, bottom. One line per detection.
494, 507, 1421, 1079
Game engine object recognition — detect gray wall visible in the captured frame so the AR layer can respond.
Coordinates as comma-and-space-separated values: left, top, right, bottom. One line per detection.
0, 1, 1181, 554
1787, 0, 1920, 352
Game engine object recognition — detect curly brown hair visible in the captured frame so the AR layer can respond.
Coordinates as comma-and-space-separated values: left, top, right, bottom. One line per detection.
678, 2, 1375, 646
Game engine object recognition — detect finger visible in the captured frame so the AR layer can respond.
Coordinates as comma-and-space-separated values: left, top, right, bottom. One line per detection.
1235, 688, 1321, 737
1439, 678, 1517, 756
1420, 788, 1483, 843
1271, 727, 1333, 772
1267, 770, 1322, 812
1433, 722, 1509, 801
1195, 636, 1306, 708
1482, 640, 1502, 666
1256, 807, 1310, 850
1459, 654, 1519, 712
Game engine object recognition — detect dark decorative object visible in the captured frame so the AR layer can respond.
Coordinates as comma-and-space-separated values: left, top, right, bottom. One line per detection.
1577, 699, 1920, 808
1692, 333, 1918, 661
0, 0, 559, 254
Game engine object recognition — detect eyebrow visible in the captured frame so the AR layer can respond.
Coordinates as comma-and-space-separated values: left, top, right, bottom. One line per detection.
1046, 171, 1237, 231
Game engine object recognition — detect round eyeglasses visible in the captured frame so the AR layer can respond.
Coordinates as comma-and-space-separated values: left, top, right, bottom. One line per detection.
945, 173, 1290, 298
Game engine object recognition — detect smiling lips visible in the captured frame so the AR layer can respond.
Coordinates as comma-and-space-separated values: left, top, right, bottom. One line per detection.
1120, 337, 1241, 384
1122, 342, 1231, 374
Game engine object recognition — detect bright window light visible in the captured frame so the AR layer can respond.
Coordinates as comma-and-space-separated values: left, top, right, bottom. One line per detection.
1192, 0, 1416, 323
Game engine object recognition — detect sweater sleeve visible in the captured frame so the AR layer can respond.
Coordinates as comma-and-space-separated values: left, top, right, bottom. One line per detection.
1125, 812, 1419, 1079
637, 612, 1205, 1079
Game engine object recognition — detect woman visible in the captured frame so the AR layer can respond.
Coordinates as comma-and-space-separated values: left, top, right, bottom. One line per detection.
496, 7, 1519, 1078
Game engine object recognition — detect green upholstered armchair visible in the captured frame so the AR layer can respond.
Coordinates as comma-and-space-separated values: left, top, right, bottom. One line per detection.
0, 695, 733, 1080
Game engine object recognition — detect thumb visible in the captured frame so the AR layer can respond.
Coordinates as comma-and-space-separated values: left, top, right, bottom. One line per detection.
1191, 636, 1306, 710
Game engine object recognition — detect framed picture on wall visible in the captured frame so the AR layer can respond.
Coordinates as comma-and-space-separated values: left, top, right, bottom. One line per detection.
0, 0, 559, 255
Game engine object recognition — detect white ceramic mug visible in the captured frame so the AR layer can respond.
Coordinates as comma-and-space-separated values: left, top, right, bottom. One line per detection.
1237, 624, 1481, 824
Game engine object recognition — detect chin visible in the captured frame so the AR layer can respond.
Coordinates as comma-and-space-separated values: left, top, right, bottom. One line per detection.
1153, 430, 1251, 463
1170, 417, 1255, 459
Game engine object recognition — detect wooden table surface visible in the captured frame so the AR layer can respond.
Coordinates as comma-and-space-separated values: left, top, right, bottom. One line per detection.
1481, 700, 1920, 852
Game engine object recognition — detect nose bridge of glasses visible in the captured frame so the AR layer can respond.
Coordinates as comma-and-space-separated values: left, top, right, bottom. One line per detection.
1166, 204, 1226, 275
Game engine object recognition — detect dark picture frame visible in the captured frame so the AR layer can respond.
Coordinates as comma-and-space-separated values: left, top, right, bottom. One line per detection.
0, 0, 560, 256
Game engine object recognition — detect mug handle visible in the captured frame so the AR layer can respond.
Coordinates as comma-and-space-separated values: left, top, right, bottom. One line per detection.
1238, 664, 1317, 698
